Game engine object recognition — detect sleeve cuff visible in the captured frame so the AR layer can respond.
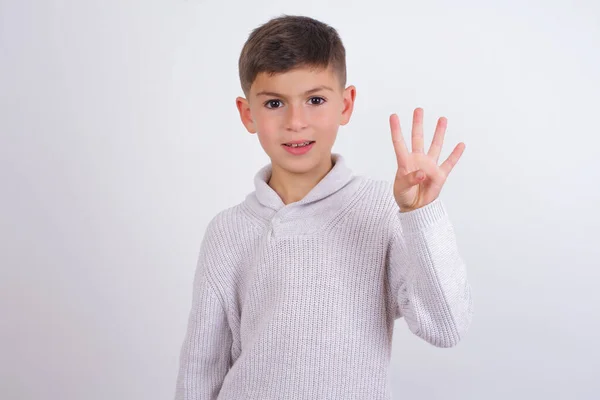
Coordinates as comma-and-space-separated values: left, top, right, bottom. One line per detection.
398, 197, 448, 234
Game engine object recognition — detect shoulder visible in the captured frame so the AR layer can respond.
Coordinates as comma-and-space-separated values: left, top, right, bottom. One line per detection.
352, 175, 398, 217
203, 202, 254, 242
195, 203, 254, 281
341, 175, 399, 234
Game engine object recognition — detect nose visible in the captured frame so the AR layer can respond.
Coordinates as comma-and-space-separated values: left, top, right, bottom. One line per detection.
285, 104, 308, 132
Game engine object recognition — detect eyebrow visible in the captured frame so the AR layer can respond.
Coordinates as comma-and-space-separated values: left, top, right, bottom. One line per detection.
255, 85, 334, 98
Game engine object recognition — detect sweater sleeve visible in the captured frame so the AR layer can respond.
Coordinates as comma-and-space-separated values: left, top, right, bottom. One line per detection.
386, 197, 473, 348
174, 223, 233, 400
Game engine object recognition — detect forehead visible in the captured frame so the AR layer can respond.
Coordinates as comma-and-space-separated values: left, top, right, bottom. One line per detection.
250, 66, 340, 97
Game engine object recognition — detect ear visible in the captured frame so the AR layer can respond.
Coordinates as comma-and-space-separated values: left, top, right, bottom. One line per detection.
340, 85, 356, 126
236, 96, 257, 134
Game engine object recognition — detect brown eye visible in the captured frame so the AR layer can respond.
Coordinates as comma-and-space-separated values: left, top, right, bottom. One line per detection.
265, 100, 282, 109
310, 97, 326, 105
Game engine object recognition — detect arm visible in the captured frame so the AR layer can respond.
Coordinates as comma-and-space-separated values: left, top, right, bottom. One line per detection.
386, 197, 473, 348
174, 223, 233, 400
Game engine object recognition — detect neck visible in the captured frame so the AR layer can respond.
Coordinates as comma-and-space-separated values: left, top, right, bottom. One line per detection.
268, 156, 334, 205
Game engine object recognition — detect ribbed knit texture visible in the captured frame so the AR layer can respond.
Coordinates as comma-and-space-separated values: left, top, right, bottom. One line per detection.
174, 153, 474, 400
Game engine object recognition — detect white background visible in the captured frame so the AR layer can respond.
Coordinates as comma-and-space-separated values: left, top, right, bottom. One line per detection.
1, 0, 599, 399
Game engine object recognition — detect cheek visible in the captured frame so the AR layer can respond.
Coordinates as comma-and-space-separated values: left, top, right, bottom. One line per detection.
310, 107, 340, 130
252, 113, 281, 147
253, 111, 278, 133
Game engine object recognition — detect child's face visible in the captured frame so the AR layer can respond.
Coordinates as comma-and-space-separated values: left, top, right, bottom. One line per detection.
236, 65, 356, 173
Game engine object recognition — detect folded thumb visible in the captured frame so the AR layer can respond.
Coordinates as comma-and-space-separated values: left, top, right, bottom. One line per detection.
414, 170, 425, 181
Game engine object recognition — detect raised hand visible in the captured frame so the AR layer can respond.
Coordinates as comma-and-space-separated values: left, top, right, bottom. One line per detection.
390, 108, 465, 212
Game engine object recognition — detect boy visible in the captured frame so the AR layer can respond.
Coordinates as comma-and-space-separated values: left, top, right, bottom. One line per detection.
174, 14, 473, 400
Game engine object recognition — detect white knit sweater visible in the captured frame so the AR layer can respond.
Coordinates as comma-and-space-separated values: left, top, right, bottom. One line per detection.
174, 153, 473, 400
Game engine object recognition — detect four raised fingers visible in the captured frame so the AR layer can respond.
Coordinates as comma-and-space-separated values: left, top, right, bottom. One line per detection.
391, 108, 462, 171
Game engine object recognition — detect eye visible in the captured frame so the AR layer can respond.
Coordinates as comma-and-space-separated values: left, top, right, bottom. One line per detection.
264, 99, 282, 109
263, 97, 326, 109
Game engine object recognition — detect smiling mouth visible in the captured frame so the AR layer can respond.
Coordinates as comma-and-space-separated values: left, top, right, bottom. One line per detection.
282, 141, 315, 148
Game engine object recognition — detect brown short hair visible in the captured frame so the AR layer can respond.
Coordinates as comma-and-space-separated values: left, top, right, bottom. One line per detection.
238, 15, 347, 96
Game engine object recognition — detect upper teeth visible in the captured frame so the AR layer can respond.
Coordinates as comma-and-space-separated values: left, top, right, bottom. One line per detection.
287, 141, 312, 147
